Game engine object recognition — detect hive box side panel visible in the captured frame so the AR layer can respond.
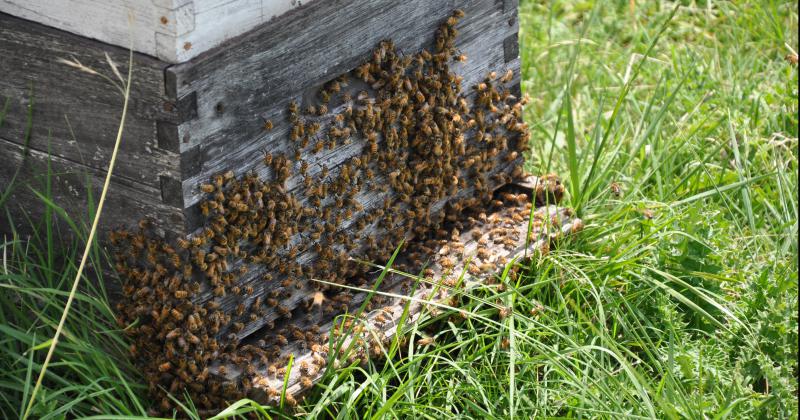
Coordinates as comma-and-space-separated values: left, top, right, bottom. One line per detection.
171, 0, 520, 220
0, 12, 186, 237
163, 0, 524, 340
0, 138, 186, 238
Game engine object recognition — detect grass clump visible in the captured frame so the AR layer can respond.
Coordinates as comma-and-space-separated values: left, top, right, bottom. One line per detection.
0, 231, 150, 418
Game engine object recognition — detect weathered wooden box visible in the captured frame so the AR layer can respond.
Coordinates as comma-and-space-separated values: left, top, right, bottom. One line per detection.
0, 0, 521, 239
0, 0, 562, 413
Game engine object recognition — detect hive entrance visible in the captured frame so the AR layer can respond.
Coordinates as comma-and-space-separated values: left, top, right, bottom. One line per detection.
216, 176, 581, 408
109, 10, 576, 414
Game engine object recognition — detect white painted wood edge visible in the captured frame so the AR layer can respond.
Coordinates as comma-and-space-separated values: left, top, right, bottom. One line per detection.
0, 0, 307, 63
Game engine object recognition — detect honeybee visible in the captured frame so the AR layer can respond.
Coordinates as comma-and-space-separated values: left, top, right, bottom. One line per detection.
610, 182, 622, 197
416, 335, 435, 346
500, 69, 513, 83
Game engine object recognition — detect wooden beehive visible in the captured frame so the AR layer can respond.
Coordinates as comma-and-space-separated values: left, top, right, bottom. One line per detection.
0, 0, 583, 414
0, 0, 521, 239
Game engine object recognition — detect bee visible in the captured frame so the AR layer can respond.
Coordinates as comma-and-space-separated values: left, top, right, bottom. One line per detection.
300, 376, 313, 388
309, 291, 326, 309
169, 307, 184, 320
263, 119, 274, 131
166, 327, 183, 340
416, 335, 435, 347
610, 182, 622, 197
200, 183, 215, 193
500, 69, 514, 83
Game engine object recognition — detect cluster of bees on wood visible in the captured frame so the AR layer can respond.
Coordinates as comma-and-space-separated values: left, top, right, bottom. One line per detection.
249, 179, 574, 409
110, 10, 532, 415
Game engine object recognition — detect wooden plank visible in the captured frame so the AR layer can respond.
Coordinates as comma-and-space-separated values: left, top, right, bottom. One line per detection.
0, 136, 186, 238
0, 12, 180, 194
213, 198, 583, 406
0, 0, 306, 63
0, 0, 168, 60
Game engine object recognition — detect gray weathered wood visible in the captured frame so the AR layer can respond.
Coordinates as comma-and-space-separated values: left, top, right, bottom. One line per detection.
0, 136, 186, 237
169, 0, 519, 212
0, 13, 180, 193
0, 11, 187, 243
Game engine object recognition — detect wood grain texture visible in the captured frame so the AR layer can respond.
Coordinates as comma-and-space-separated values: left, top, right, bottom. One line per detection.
174, 0, 302, 63
0, 0, 306, 62
171, 0, 518, 197
0, 12, 180, 193
0, 0, 168, 60
0, 136, 186, 238
213, 200, 583, 404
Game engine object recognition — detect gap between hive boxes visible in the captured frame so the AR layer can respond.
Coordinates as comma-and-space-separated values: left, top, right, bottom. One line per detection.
209, 176, 583, 405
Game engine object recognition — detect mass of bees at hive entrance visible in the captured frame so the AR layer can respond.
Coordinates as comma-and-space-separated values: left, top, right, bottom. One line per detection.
110, 10, 532, 414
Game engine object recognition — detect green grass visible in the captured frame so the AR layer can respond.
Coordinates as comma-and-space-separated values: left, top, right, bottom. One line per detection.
1, 0, 797, 418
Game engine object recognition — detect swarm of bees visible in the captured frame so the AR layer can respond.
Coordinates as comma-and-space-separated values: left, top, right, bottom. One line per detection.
111, 10, 532, 414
